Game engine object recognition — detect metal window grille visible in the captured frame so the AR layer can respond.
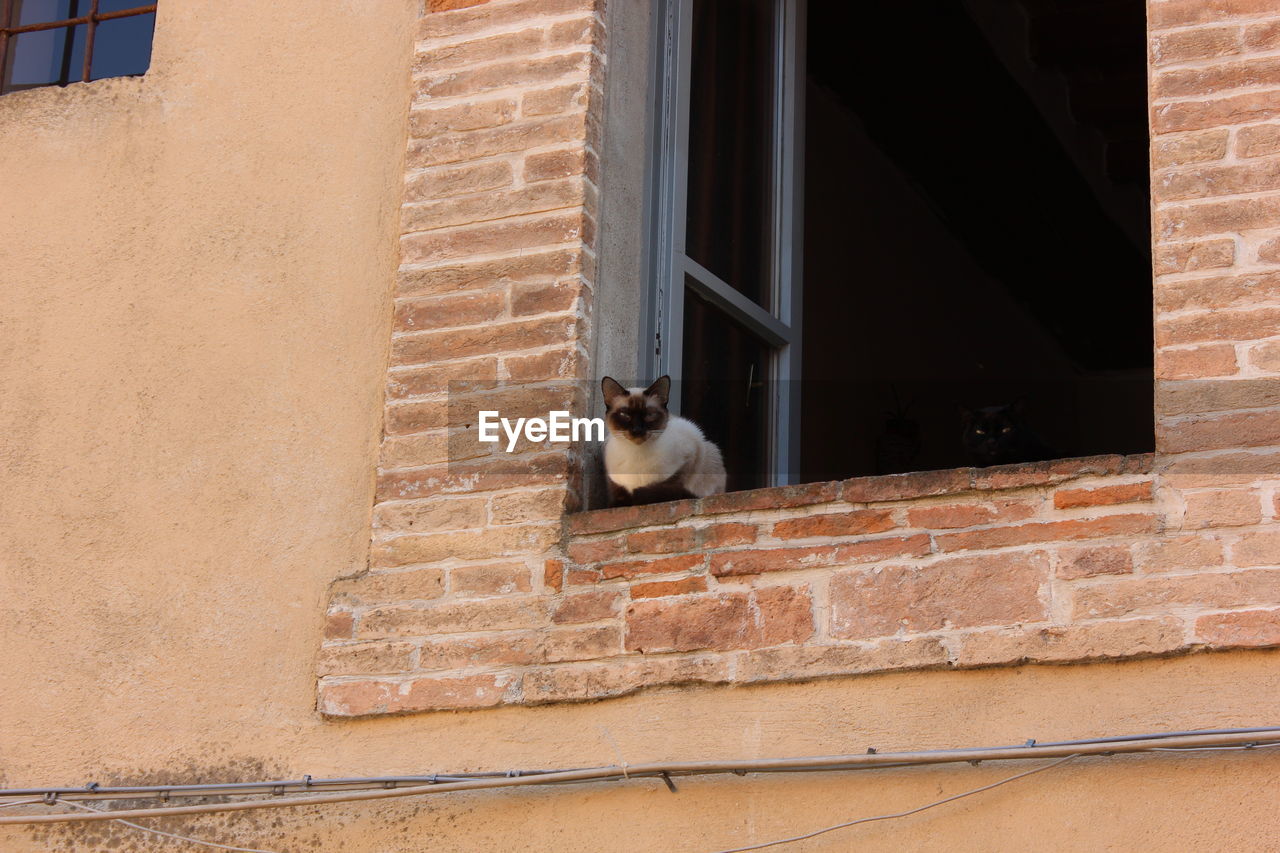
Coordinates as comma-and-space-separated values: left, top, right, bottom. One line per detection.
0, 1, 157, 95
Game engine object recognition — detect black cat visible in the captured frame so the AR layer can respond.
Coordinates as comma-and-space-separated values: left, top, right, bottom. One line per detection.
961, 402, 1059, 467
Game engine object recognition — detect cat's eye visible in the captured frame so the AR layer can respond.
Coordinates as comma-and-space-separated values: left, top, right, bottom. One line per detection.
616, 412, 630, 423
644, 412, 658, 423
1001, 427, 1012, 434
974, 429, 985, 435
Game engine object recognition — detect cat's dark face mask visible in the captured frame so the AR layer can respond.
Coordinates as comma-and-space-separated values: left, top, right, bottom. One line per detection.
602, 376, 671, 445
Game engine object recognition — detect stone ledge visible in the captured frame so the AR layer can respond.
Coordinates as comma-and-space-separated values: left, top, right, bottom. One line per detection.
567, 454, 1156, 535
317, 625, 1278, 717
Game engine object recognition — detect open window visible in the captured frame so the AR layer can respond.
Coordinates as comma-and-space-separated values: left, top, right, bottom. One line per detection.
648, 0, 1154, 491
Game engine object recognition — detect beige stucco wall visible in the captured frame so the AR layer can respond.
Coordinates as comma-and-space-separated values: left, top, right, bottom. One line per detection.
0, 0, 415, 788
1, 2, 1279, 851
6, 652, 1280, 851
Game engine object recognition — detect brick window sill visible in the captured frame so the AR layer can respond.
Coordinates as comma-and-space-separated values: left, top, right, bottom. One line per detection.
568, 454, 1156, 536
320, 453, 1280, 717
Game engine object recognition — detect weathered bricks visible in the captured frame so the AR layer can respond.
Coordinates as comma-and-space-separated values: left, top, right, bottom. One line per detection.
396, 249, 580, 299
371, 524, 558, 568
405, 159, 513, 202
772, 509, 895, 540
451, 563, 532, 597
407, 113, 588, 169
700, 481, 839, 514
708, 545, 839, 578
520, 656, 731, 705
1159, 410, 1280, 453
1182, 489, 1263, 528
934, 514, 1158, 553
1238, 123, 1280, 158
1072, 569, 1280, 619
1157, 271, 1280, 313
358, 596, 551, 639
624, 594, 751, 653
630, 576, 708, 598
624, 587, 812, 654
403, 180, 587, 234
552, 589, 622, 624
330, 569, 447, 606
1157, 57, 1280, 100
1153, 91, 1280, 134
1195, 608, 1280, 647
1150, 1, 1279, 30
1053, 482, 1153, 510
1134, 535, 1226, 573
829, 552, 1048, 640
952, 619, 1187, 668
599, 553, 704, 580
1056, 545, 1134, 580
543, 625, 622, 662
1155, 237, 1235, 275
905, 500, 1035, 530
320, 673, 513, 716
418, 633, 540, 670
1157, 345, 1239, 380
317, 641, 417, 677
1167, 303, 1280, 348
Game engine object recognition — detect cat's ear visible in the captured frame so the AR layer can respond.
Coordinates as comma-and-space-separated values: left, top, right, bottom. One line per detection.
644, 375, 671, 406
1010, 399, 1027, 417
601, 377, 628, 408
959, 405, 973, 426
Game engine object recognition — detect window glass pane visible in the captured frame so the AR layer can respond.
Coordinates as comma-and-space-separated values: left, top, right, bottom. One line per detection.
12, 0, 79, 27
3, 24, 85, 92
681, 281, 771, 491
684, 0, 774, 310
90, 12, 154, 80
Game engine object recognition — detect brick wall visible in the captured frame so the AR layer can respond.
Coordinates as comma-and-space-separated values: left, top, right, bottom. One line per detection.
1148, 0, 1280, 635
315, 0, 1280, 717
321, 450, 1279, 715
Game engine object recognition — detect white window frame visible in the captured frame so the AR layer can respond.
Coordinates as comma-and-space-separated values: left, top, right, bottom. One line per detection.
644, 0, 806, 487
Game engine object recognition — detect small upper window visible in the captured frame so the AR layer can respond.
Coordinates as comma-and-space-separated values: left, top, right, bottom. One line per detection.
1, 1, 156, 95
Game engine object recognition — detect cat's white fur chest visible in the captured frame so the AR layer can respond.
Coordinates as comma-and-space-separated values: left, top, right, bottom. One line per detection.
604, 416, 726, 497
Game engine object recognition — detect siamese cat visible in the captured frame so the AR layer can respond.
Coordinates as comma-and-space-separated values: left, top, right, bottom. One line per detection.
601, 376, 726, 507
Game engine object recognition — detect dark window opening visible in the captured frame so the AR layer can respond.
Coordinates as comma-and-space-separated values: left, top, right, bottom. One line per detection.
1, 1, 156, 95
663, 0, 1154, 490
800, 0, 1153, 481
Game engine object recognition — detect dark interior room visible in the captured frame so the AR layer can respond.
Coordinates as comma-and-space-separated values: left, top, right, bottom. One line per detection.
799, 0, 1154, 482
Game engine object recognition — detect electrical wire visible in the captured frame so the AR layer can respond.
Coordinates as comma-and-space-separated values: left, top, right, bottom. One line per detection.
3, 726, 1274, 803
0, 729, 1273, 827
53, 799, 280, 853
709, 754, 1081, 853
3, 744, 1260, 853
1151, 742, 1280, 753
0, 800, 43, 810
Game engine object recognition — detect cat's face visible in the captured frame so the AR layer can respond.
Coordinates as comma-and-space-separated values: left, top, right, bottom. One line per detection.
961, 404, 1022, 460
602, 376, 671, 445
